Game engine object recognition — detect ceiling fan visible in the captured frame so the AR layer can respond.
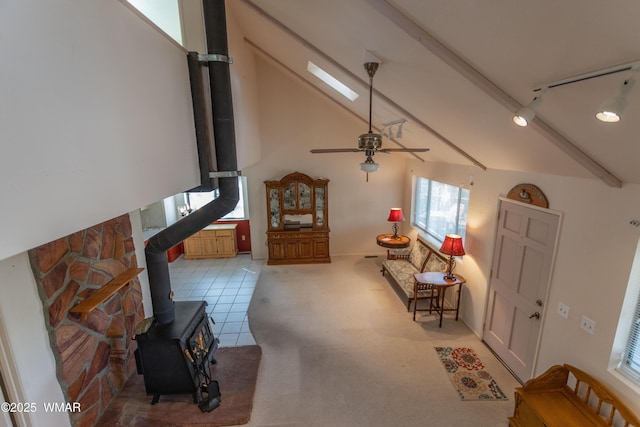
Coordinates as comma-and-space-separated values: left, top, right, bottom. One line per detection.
310, 62, 429, 179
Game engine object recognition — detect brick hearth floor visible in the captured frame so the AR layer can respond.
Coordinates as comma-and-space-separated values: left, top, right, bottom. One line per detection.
168, 253, 262, 347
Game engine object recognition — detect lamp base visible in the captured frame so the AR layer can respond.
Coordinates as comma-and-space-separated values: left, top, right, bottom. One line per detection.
444, 255, 455, 280
391, 223, 399, 239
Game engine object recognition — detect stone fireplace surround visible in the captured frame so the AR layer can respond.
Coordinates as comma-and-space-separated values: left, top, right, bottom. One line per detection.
28, 214, 145, 427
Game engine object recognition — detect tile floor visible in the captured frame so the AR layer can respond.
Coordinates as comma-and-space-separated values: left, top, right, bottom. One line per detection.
168, 253, 262, 347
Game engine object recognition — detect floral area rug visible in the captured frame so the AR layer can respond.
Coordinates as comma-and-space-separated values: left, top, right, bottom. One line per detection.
435, 347, 508, 401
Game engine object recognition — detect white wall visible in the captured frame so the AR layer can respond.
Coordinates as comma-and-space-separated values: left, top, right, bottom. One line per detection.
0, 0, 200, 262
226, 4, 263, 172
0, 253, 69, 427
244, 57, 408, 259
406, 159, 640, 413
0, 1, 202, 425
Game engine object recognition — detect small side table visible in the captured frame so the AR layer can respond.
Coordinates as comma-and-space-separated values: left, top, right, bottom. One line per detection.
413, 272, 466, 327
376, 234, 410, 249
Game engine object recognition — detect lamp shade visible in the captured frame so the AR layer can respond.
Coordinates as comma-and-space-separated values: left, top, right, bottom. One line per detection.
439, 234, 465, 257
387, 208, 405, 222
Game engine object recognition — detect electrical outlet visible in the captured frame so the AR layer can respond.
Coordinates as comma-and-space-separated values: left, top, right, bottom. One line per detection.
581, 315, 596, 334
557, 302, 569, 319
241, 235, 246, 241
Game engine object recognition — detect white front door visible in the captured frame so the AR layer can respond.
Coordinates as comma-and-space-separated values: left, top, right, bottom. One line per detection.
483, 198, 561, 382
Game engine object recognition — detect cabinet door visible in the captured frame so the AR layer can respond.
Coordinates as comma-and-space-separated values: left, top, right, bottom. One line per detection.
268, 188, 281, 229
283, 183, 296, 210
284, 241, 299, 259
313, 238, 329, 258
200, 231, 218, 255
298, 240, 314, 259
298, 183, 311, 210
216, 232, 236, 255
269, 241, 286, 260
184, 235, 203, 257
315, 187, 325, 227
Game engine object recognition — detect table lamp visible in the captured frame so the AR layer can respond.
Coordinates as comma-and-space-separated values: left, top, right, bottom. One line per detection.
387, 208, 405, 239
439, 234, 465, 280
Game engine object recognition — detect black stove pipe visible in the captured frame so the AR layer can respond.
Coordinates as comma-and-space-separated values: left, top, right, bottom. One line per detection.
145, 0, 239, 325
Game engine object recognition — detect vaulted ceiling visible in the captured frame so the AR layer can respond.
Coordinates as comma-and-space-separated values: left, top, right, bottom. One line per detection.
228, 0, 640, 187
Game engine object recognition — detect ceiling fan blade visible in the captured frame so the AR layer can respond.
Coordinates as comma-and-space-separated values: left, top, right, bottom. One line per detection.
379, 148, 430, 153
310, 148, 362, 153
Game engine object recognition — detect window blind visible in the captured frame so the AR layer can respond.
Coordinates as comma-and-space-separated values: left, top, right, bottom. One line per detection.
620, 247, 640, 383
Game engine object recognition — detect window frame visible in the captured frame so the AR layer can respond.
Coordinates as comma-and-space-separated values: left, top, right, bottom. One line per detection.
619, 283, 640, 383
411, 176, 470, 245
186, 176, 248, 220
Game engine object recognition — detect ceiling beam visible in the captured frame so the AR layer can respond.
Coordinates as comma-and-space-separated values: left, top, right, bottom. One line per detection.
242, 0, 487, 171
364, 0, 622, 188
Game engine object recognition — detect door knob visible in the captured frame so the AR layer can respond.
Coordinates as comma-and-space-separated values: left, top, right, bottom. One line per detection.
536, 299, 543, 307
529, 312, 540, 319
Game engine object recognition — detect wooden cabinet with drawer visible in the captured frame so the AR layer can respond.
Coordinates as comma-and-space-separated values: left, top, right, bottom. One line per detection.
265, 171, 330, 265
184, 224, 238, 259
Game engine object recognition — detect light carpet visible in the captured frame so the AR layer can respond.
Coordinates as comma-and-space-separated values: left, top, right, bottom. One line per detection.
242, 255, 520, 426
435, 347, 508, 401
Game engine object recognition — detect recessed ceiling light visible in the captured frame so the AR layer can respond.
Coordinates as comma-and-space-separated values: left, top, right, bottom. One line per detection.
307, 61, 359, 101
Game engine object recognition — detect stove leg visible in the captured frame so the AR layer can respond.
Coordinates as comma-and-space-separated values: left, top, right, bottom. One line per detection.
150, 395, 160, 405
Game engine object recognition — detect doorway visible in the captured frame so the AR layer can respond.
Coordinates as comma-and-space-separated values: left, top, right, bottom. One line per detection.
483, 198, 561, 382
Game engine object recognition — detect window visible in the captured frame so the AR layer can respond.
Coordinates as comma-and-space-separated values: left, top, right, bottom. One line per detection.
412, 177, 469, 243
126, 0, 183, 44
621, 296, 640, 382
619, 243, 640, 383
307, 61, 359, 101
186, 177, 248, 220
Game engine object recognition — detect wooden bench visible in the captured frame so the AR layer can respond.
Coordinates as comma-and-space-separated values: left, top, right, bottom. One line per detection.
380, 237, 448, 310
509, 364, 640, 427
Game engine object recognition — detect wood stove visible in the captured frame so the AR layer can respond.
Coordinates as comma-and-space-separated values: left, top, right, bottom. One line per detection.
134, 301, 220, 408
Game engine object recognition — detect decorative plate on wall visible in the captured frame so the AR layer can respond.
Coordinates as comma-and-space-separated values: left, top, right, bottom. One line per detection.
506, 183, 549, 208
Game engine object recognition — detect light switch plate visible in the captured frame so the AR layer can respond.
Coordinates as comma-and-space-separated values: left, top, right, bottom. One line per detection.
581, 315, 596, 334
557, 302, 569, 319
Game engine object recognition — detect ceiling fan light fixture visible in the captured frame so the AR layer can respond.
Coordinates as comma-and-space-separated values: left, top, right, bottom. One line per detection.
359, 157, 379, 173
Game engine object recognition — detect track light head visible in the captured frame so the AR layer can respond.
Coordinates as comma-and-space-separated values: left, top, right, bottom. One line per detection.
596, 76, 636, 123
513, 91, 545, 127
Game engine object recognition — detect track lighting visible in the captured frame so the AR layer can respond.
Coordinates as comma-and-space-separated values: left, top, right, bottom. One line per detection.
382, 119, 407, 138
596, 75, 636, 123
513, 90, 546, 127
515, 60, 640, 126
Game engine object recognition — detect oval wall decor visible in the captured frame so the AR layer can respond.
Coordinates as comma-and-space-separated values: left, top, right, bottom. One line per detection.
506, 183, 549, 208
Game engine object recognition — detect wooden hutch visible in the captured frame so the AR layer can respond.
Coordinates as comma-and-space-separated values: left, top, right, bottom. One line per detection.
265, 171, 330, 265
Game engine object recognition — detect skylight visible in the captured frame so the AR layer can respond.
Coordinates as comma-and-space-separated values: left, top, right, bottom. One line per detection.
307, 61, 359, 101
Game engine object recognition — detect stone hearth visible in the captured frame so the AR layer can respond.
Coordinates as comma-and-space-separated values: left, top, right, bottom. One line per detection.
28, 214, 145, 427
